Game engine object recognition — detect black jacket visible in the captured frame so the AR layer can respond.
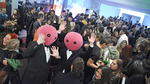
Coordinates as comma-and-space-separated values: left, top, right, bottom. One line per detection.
53, 72, 82, 84
22, 41, 58, 84
124, 59, 148, 77
24, 13, 35, 29
52, 43, 93, 76
0, 49, 22, 84
126, 74, 146, 84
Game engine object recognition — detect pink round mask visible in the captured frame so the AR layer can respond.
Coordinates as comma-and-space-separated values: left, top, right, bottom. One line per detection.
36, 25, 58, 46
64, 32, 83, 51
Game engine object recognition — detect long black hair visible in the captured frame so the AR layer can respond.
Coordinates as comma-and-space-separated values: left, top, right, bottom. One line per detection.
0, 33, 7, 48
95, 66, 111, 84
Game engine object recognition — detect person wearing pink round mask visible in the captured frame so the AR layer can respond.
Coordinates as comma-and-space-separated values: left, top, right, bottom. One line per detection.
22, 25, 60, 84
52, 21, 96, 77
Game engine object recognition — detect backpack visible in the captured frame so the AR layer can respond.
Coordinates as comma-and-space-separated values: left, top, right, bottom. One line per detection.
108, 46, 120, 60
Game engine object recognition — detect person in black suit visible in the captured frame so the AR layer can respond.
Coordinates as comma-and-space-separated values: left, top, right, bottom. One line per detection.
53, 57, 84, 84
52, 23, 96, 76
22, 25, 60, 84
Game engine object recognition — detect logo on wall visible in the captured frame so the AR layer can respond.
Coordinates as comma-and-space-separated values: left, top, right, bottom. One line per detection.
0, 0, 6, 8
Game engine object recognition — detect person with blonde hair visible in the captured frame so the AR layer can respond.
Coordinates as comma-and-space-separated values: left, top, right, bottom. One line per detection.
116, 40, 127, 53
110, 59, 123, 84
70, 22, 76, 31
0, 39, 23, 84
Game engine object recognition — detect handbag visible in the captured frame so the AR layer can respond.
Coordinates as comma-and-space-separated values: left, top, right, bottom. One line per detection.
0, 52, 14, 83
0, 67, 8, 84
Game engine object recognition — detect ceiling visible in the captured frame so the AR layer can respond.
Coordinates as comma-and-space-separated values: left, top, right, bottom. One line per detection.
92, 0, 150, 15
105, 0, 150, 9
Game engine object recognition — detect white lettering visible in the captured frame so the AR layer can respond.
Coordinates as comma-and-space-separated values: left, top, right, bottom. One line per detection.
0, 0, 5, 3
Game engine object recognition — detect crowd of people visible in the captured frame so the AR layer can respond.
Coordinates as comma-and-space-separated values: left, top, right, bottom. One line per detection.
0, 6, 150, 84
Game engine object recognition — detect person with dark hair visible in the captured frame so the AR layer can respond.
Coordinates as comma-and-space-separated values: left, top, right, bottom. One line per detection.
11, 9, 21, 26
112, 31, 119, 39
99, 27, 104, 34
74, 24, 80, 32
38, 6, 44, 17
0, 18, 11, 33
103, 26, 111, 38
130, 25, 136, 36
84, 38, 108, 84
53, 57, 84, 84
114, 23, 122, 33
135, 27, 143, 39
80, 19, 93, 35
134, 44, 147, 60
110, 59, 123, 84
59, 10, 66, 20
0, 33, 7, 48
47, 10, 59, 28
43, 11, 48, 21
24, 7, 36, 47
0, 7, 8, 27
66, 9, 69, 15
101, 37, 119, 61
82, 29, 90, 42
124, 58, 150, 84
4, 24, 15, 33
116, 28, 128, 47
128, 30, 135, 47
77, 17, 84, 30
24, 7, 36, 29
32, 13, 44, 37
89, 66, 111, 84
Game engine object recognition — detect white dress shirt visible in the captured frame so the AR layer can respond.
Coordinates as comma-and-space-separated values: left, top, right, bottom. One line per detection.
66, 49, 73, 60
44, 45, 51, 63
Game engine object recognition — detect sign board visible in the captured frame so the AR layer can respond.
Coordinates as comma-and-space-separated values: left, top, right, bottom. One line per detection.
0, 0, 6, 8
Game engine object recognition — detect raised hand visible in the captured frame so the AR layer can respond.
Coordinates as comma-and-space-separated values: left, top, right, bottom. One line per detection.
88, 33, 96, 45
58, 21, 67, 32
37, 33, 46, 45
50, 46, 61, 59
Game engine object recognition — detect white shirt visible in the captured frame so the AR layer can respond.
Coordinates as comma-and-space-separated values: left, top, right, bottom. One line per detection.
62, 49, 73, 73
44, 45, 51, 63
66, 49, 73, 60
116, 34, 129, 47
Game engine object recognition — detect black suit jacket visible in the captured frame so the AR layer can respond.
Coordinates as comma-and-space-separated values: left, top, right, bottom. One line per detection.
52, 43, 93, 75
53, 72, 82, 84
22, 41, 56, 84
